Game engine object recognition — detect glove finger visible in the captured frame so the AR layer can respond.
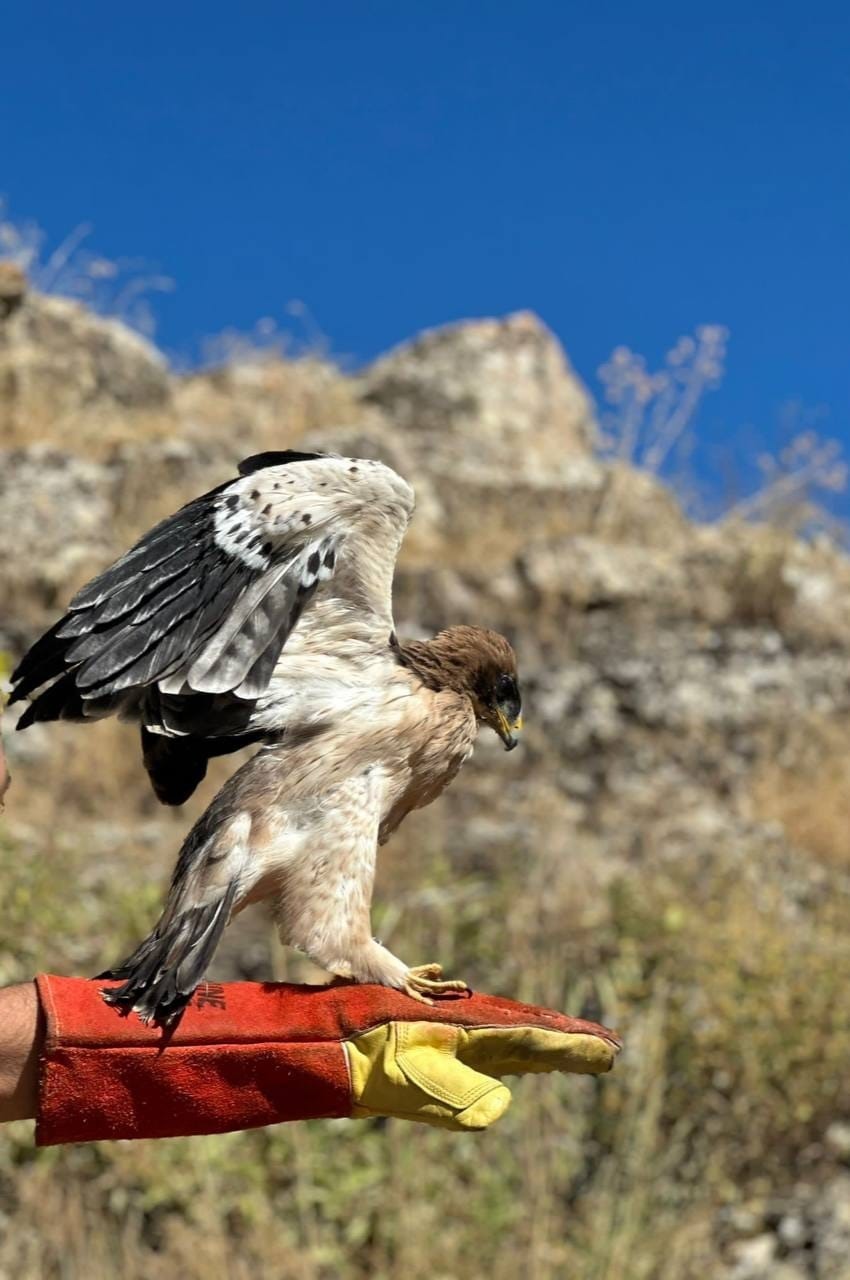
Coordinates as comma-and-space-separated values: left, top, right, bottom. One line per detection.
459, 1024, 619, 1077
409, 990, 620, 1044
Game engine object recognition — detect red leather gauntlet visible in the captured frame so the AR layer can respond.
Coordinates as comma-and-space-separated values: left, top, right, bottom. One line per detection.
35, 975, 621, 1145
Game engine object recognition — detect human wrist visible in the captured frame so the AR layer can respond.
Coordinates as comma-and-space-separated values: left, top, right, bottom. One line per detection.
0, 982, 41, 1123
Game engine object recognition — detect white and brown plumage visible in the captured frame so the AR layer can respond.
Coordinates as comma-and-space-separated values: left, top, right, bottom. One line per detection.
11, 450, 523, 1022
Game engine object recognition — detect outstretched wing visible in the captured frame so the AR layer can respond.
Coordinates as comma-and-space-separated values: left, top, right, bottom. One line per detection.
11, 450, 415, 732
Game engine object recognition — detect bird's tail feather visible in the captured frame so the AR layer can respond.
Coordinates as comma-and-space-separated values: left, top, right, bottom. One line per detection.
139, 725, 270, 806
141, 726, 210, 806
98, 881, 238, 1024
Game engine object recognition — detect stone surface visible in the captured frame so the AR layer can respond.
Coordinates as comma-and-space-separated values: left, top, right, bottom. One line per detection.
826, 1123, 850, 1162
0, 287, 172, 448
728, 1233, 777, 1277
360, 310, 596, 471
0, 446, 115, 638
173, 353, 362, 459
721, 1179, 850, 1279
0, 260, 27, 317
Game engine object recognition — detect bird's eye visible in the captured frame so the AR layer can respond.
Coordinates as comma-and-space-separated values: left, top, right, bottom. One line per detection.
496, 674, 516, 699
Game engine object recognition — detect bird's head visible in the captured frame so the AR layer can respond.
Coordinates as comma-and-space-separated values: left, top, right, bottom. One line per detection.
397, 625, 523, 750
473, 662, 523, 751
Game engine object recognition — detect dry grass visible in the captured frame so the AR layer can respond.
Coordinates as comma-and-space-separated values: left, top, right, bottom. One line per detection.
750, 714, 850, 870
2, 726, 850, 1278
0, 354, 364, 460
723, 524, 798, 628
0, 401, 180, 456
174, 352, 366, 452
3, 635, 850, 1278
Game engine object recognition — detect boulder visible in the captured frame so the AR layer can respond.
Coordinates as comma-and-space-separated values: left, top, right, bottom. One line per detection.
0, 445, 115, 637
0, 278, 173, 449
173, 354, 365, 459
360, 310, 596, 474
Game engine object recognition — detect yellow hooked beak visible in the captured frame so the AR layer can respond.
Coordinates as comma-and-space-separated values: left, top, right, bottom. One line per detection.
495, 710, 523, 752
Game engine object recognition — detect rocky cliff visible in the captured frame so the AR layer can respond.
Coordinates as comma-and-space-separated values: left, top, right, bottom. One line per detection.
1, 274, 848, 1280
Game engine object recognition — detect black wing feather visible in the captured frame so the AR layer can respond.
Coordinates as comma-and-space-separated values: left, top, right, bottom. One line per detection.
9, 618, 75, 703
237, 449, 325, 476
17, 671, 87, 728
68, 493, 224, 612
76, 555, 239, 693
11, 465, 340, 754
85, 539, 211, 630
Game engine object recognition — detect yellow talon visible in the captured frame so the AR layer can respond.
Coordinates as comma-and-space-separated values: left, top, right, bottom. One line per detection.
404, 963, 470, 1003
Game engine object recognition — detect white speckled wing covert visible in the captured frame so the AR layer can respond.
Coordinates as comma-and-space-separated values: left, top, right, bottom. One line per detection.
10, 450, 415, 739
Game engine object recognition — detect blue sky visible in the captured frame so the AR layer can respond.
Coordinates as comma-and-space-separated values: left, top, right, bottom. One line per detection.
2, 2, 849, 511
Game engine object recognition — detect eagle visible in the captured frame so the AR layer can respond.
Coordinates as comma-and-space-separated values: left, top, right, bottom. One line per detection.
10, 450, 522, 1022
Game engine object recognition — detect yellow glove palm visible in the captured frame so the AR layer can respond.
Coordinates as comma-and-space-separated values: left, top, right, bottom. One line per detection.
346, 1017, 618, 1131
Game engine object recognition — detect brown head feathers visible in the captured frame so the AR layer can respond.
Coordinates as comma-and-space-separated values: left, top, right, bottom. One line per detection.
395, 625, 518, 701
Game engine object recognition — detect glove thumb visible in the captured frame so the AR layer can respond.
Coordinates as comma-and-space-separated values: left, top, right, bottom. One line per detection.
347, 1021, 512, 1131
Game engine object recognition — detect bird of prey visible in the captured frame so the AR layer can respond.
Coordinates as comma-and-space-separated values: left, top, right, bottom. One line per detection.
11, 450, 523, 1023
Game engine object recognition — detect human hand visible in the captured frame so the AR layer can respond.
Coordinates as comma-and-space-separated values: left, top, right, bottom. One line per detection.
345, 992, 619, 1130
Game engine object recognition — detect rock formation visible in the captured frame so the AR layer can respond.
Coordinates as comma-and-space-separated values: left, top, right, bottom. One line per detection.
1, 279, 848, 1278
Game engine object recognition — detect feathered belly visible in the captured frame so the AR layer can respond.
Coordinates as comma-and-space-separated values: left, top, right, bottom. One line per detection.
378, 739, 475, 842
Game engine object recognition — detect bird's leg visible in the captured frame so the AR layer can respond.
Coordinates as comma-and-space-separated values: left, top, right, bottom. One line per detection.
324, 940, 469, 1005
404, 963, 471, 1003
290, 929, 470, 1004
275, 811, 470, 1004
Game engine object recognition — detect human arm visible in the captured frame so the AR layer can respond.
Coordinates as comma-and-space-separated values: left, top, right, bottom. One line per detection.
0, 983, 40, 1123
0, 976, 621, 1143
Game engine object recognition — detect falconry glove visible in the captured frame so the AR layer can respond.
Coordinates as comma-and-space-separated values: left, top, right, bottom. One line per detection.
34, 976, 621, 1144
